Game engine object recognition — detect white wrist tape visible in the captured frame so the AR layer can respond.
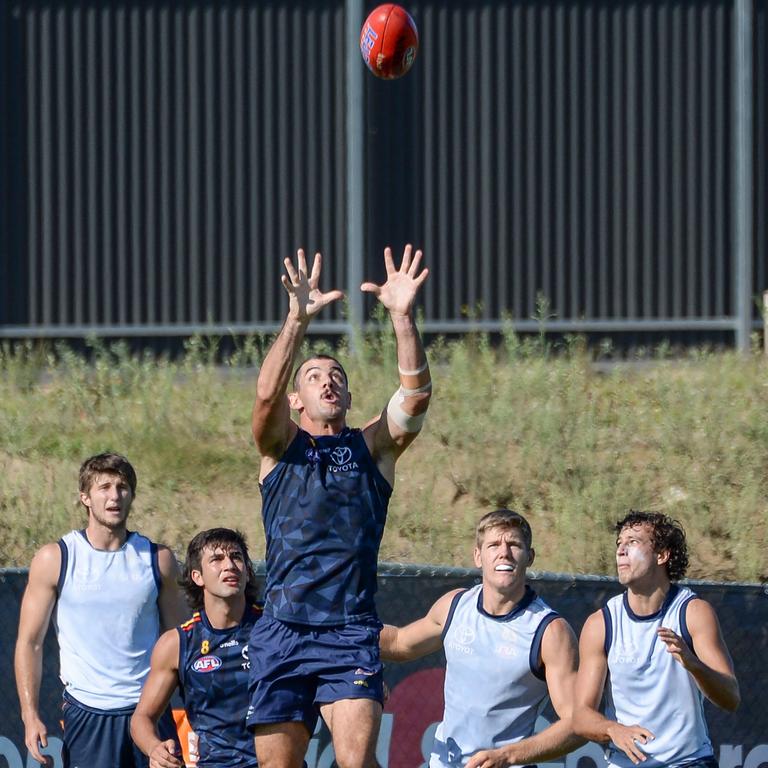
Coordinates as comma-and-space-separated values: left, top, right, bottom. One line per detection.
387, 387, 428, 433
397, 361, 429, 377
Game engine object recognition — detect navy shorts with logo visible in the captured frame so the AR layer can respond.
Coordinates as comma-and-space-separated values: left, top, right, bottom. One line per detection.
246, 614, 384, 733
61, 691, 178, 768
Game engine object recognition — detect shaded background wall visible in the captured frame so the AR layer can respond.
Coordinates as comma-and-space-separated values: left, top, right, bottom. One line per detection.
0, 0, 766, 347
1, 566, 767, 767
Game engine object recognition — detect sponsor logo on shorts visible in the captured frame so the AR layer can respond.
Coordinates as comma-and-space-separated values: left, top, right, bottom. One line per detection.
353, 667, 376, 688
193, 655, 222, 673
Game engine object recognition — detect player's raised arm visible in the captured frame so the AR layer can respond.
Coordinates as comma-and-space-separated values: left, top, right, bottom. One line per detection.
14, 543, 61, 765
252, 250, 344, 460
130, 630, 184, 768
361, 244, 431, 470
379, 589, 458, 662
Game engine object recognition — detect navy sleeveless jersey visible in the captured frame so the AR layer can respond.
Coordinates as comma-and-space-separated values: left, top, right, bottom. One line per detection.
260, 427, 392, 625
178, 606, 261, 767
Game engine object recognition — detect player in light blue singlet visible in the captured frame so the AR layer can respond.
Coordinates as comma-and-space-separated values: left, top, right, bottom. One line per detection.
132, 528, 262, 768
15, 453, 185, 768
574, 511, 740, 768
248, 245, 432, 768
380, 509, 584, 768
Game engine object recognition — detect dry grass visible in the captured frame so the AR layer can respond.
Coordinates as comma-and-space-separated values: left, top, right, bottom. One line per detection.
1, 334, 766, 582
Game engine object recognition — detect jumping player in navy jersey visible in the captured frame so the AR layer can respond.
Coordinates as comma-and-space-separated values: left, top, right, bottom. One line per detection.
248, 245, 432, 768
131, 528, 262, 768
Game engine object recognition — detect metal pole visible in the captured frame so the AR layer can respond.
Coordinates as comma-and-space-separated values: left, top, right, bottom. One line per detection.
346, 0, 365, 351
763, 291, 768, 356
734, 0, 754, 353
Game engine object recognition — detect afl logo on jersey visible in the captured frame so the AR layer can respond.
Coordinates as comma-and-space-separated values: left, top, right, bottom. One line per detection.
193, 655, 222, 673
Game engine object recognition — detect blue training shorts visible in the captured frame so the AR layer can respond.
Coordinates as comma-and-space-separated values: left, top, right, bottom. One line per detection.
246, 614, 384, 733
61, 691, 178, 768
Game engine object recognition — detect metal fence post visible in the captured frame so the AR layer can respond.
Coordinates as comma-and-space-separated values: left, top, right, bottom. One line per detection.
734, 0, 754, 353
763, 290, 768, 356
346, 0, 365, 352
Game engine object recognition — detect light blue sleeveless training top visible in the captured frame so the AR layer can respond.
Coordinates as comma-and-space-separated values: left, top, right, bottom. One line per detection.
431, 584, 559, 767
603, 585, 714, 768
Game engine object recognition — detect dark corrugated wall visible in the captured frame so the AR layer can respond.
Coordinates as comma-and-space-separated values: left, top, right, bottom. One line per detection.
3, 0, 347, 331
366, 0, 737, 330
0, 0, 764, 340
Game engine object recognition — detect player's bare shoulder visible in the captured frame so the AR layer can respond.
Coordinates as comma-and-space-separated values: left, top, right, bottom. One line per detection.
28, 542, 63, 586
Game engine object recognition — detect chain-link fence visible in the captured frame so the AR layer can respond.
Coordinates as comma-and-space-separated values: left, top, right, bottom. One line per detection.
2, 564, 766, 768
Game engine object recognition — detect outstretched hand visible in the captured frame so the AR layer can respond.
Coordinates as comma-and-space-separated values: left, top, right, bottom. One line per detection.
361, 244, 428, 317
282, 249, 344, 322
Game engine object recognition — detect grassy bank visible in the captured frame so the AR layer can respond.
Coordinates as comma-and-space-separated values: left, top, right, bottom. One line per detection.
1, 332, 766, 582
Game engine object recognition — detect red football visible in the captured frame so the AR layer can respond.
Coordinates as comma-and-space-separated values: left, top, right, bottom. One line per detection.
360, 4, 419, 80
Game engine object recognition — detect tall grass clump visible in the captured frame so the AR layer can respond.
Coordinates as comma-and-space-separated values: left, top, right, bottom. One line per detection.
0, 333, 766, 582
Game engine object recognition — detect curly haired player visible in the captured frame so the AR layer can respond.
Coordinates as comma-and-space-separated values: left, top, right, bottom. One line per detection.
574, 511, 740, 768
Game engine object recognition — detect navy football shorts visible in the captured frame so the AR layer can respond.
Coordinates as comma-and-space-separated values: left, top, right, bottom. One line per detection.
246, 614, 384, 733
61, 691, 178, 768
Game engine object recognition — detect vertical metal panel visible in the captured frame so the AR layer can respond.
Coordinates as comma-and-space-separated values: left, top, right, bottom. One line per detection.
0, 0, 763, 340
755, 0, 768, 310
733, 0, 754, 351
367, 0, 738, 331
5, 0, 347, 332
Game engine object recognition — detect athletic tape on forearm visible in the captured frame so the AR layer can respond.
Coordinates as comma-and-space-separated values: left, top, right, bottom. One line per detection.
387, 387, 428, 432
397, 361, 429, 377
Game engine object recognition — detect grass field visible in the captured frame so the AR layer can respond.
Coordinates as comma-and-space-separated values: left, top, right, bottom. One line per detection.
1, 330, 766, 582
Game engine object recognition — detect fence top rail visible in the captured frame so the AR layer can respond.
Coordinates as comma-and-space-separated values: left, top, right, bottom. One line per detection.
374, 562, 768, 590
3, 562, 765, 592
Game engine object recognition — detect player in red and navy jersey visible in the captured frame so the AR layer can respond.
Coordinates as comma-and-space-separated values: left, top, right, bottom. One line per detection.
131, 528, 261, 768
